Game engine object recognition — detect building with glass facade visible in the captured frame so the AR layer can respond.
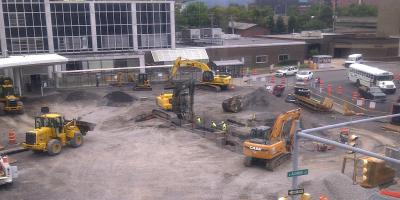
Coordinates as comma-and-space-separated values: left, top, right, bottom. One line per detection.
0, 0, 174, 92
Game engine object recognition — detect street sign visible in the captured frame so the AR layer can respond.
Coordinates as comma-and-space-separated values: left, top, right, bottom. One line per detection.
288, 188, 304, 196
287, 169, 308, 177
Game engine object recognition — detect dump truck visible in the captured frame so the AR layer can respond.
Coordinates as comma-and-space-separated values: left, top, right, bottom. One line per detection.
22, 111, 95, 156
0, 76, 24, 115
0, 155, 17, 186
293, 84, 333, 112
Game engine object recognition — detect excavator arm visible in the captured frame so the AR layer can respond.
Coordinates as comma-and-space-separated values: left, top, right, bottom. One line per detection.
169, 57, 214, 82
269, 108, 301, 143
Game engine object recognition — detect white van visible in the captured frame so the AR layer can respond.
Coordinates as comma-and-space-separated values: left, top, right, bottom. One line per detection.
344, 54, 363, 68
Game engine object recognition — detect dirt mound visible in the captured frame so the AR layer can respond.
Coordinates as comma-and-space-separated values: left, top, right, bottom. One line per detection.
222, 87, 269, 112
103, 91, 136, 107
65, 91, 99, 102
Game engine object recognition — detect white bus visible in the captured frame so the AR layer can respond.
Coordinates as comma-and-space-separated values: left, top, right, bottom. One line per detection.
348, 63, 396, 94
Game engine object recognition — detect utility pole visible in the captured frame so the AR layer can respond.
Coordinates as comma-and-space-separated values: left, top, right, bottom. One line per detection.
230, 15, 234, 35
333, 0, 337, 32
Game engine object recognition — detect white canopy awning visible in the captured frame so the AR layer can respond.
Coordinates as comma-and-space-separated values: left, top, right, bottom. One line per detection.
151, 48, 208, 62
0, 54, 68, 69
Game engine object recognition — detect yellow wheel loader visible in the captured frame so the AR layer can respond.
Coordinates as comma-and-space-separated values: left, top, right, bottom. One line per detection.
22, 110, 95, 156
0, 76, 24, 115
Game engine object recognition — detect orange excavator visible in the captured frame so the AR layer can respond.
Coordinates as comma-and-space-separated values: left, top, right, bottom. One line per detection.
243, 108, 301, 170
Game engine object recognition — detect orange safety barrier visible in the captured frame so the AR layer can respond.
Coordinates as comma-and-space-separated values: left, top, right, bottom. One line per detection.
336, 85, 343, 95
270, 76, 275, 84
252, 69, 257, 75
380, 189, 400, 198
352, 91, 358, 101
8, 129, 16, 145
396, 74, 400, 81
319, 196, 329, 200
319, 79, 325, 89
327, 84, 332, 96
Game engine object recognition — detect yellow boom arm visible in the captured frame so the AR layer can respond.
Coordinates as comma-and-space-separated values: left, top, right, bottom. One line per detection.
169, 57, 212, 80
269, 108, 301, 143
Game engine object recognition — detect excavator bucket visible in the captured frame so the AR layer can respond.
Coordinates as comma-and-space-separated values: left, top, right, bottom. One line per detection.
322, 97, 334, 110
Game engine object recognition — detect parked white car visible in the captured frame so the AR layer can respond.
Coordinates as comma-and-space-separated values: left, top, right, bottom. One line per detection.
275, 66, 298, 77
0, 156, 17, 186
296, 70, 314, 81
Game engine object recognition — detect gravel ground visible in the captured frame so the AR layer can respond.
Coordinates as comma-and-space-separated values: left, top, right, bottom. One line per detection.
0, 85, 396, 200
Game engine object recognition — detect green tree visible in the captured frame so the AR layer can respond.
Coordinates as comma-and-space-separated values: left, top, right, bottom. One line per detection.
287, 15, 297, 33
319, 6, 333, 27
275, 16, 286, 34
337, 4, 377, 17
181, 2, 210, 27
266, 15, 275, 34
303, 19, 325, 30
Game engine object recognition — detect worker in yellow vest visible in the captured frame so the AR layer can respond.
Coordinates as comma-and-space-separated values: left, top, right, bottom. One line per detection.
210, 121, 217, 129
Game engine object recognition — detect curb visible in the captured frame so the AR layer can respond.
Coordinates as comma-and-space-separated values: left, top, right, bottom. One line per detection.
242, 67, 346, 78
0, 146, 28, 155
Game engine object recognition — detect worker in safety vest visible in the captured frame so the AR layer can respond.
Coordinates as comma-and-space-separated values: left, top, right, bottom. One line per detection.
210, 121, 217, 129
196, 116, 202, 128
220, 121, 227, 132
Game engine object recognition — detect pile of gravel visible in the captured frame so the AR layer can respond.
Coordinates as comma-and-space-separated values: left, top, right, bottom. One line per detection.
102, 91, 136, 107
65, 91, 98, 102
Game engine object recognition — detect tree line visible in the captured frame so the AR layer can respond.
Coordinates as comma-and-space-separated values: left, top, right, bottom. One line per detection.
176, 2, 377, 34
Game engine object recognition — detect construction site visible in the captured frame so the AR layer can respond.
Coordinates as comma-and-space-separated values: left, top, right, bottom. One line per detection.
1, 57, 400, 200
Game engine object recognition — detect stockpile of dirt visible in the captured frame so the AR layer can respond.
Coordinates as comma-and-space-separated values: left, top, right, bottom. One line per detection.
102, 91, 136, 107
222, 87, 269, 112
65, 91, 99, 102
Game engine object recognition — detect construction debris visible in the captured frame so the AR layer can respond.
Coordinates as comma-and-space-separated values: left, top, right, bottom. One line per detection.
103, 91, 136, 107
222, 87, 269, 113
65, 91, 99, 102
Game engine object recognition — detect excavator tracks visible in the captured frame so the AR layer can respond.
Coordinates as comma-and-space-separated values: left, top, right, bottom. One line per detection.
151, 109, 172, 121
265, 153, 291, 171
196, 83, 221, 92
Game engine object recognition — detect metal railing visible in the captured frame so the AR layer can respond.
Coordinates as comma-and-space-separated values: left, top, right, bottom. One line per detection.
291, 113, 400, 199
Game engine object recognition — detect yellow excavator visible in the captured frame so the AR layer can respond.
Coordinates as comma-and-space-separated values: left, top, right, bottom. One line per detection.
156, 57, 231, 110
243, 108, 301, 170
156, 91, 173, 110
0, 76, 24, 115
169, 57, 232, 92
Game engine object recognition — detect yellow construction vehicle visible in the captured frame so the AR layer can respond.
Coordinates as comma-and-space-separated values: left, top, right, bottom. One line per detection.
0, 76, 24, 115
133, 73, 152, 91
22, 109, 95, 156
156, 91, 173, 110
169, 57, 232, 92
243, 108, 302, 170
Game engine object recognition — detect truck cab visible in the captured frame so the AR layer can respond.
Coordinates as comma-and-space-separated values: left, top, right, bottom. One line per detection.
358, 86, 386, 102
0, 156, 17, 186
344, 54, 363, 68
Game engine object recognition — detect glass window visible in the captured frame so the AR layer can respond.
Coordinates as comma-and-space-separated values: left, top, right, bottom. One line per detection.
256, 55, 268, 63
278, 54, 289, 62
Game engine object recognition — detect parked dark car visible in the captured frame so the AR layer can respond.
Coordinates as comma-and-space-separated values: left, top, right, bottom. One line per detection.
358, 86, 386, 102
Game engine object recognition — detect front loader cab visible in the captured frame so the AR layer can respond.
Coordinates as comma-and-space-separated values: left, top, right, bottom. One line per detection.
35, 114, 64, 136
248, 126, 271, 145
